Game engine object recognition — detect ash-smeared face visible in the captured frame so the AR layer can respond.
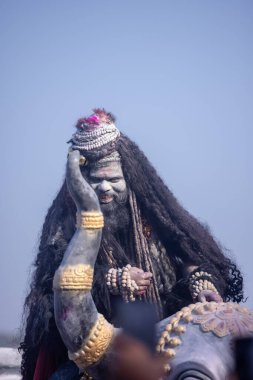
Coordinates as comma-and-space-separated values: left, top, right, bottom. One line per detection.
88, 161, 128, 212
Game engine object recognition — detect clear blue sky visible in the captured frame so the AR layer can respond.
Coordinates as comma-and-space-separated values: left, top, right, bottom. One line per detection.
0, 0, 252, 333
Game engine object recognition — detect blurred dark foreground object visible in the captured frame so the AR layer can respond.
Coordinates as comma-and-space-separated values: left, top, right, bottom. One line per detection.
116, 301, 157, 353
107, 301, 166, 380
108, 333, 167, 380
234, 337, 253, 380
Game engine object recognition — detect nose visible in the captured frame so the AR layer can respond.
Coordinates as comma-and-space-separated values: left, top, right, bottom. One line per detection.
97, 180, 112, 193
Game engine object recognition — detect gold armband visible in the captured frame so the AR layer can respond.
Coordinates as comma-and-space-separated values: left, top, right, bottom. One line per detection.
53, 264, 93, 291
68, 314, 114, 368
76, 211, 104, 230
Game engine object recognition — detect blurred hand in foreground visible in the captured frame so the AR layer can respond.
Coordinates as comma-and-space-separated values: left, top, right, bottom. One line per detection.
108, 333, 167, 380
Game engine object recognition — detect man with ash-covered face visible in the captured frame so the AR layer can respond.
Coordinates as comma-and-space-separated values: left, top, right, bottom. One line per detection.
20, 108, 244, 380
88, 157, 129, 231
82, 150, 153, 300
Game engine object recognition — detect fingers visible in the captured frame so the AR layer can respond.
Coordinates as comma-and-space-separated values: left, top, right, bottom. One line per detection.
135, 274, 152, 295
130, 267, 152, 278
198, 293, 207, 302
197, 290, 223, 303
129, 268, 153, 287
142, 272, 153, 279
66, 150, 99, 211
136, 288, 148, 296
138, 279, 151, 287
136, 289, 147, 296
138, 272, 152, 285
135, 275, 152, 287
137, 286, 147, 291
130, 267, 144, 274
135, 280, 154, 295
211, 293, 223, 303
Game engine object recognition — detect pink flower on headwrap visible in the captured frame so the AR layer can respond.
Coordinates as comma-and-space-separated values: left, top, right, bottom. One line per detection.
75, 108, 115, 130
76, 114, 100, 129
85, 114, 100, 125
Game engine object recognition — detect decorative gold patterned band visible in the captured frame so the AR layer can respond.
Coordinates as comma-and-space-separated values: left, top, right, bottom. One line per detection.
68, 314, 114, 368
76, 211, 104, 230
53, 264, 94, 291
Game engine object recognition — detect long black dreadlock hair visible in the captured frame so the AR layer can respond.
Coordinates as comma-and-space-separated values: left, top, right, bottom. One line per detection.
20, 133, 243, 380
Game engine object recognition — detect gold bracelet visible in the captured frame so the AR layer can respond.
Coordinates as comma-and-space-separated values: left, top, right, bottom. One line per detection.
68, 314, 114, 368
76, 211, 104, 229
53, 264, 93, 291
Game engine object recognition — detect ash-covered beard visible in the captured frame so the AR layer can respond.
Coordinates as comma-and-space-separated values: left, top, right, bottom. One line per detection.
100, 191, 130, 233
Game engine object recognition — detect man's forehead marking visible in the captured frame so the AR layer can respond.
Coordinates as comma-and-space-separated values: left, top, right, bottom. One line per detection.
90, 162, 123, 177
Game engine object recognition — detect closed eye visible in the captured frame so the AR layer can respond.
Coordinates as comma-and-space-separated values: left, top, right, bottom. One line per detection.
89, 177, 101, 184
110, 177, 122, 183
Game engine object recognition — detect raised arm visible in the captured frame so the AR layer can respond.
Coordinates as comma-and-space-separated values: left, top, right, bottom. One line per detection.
53, 150, 115, 370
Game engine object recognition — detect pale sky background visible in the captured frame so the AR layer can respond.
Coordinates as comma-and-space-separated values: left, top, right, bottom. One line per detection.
0, 1, 252, 334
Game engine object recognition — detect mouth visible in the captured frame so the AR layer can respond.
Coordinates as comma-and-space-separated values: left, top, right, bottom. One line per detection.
99, 195, 114, 204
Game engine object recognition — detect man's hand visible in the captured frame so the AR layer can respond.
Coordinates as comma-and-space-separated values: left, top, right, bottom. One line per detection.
66, 150, 100, 212
129, 267, 152, 295
197, 290, 223, 303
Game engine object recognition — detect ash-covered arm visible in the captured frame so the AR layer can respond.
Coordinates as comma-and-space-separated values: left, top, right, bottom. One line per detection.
53, 150, 115, 368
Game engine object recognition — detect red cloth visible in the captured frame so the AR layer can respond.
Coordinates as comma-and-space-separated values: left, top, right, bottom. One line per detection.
33, 347, 57, 380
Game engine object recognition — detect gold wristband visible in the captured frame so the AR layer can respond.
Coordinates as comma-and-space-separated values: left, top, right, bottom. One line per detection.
53, 264, 93, 291
76, 211, 104, 229
68, 314, 114, 368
